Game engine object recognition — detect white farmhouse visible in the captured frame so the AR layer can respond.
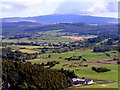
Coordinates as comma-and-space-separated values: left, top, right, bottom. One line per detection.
72, 78, 95, 85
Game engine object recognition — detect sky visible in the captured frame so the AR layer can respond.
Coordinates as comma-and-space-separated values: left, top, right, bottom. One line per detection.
0, 0, 119, 18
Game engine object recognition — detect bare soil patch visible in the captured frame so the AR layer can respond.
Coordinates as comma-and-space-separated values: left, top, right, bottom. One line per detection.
61, 36, 91, 41
62, 60, 117, 67
82, 60, 117, 66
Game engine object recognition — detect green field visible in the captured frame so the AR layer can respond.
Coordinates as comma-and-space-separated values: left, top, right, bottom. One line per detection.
2, 38, 29, 43
27, 49, 118, 81
2, 30, 76, 43
38, 29, 68, 36
96, 39, 109, 45
54, 64, 118, 81
27, 49, 118, 88
9, 45, 56, 49
0, 46, 2, 49
3, 43, 119, 88
18, 49, 39, 54
27, 50, 118, 63
2, 36, 74, 43
2, 30, 97, 43
35, 37, 73, 42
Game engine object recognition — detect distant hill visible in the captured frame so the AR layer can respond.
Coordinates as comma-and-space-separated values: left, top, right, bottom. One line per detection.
1, 21, 44, 35
1, 14, 118, 36
24, 23, 118, 35
1, 14, 117, 24
1, 22, 118, 36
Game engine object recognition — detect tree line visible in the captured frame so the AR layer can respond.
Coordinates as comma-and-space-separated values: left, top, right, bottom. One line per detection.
2, 48, 39, 61
92, 67, 111, 73
2, 60, 77, 90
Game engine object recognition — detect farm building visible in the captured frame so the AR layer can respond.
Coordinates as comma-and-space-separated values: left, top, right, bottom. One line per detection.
72, 78, 95, 85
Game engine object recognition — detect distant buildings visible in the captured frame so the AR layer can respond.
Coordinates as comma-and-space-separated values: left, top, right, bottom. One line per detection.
72, 78, 95, 85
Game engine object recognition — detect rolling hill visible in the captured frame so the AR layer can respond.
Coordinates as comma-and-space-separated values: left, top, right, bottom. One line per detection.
1, 14, 117, 24
1, 14, 118, 36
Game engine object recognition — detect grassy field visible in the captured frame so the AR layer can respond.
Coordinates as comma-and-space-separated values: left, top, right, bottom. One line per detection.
27, 49, 118, 88
54, 64, 118, 81
36, 37, 73, 42
2, 38, 30, 43
38, 29, 68, 36
27, 50, 118, 63
12, 49, 39, 54
10, 45, 56, 49
2, 30, 79, 43
2, 31, 96, 43
0, 46, 2, 49
96, 39, 109, 45
5, 43, 119, 88
3, 45, 119, 88
2, 36, 74, 43
27, 49, 118, 81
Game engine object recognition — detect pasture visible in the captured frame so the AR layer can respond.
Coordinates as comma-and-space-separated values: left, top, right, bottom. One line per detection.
27, 49, 118, 63
2, 38, 29, 43
12, 49, 39, 54
38, 29, 68, 36
10, 45, 56, 49
2, 36, 74, 43
27, 49, 118, 82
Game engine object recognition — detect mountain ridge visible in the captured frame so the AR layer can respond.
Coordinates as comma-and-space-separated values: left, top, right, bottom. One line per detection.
1, 14, 117, 24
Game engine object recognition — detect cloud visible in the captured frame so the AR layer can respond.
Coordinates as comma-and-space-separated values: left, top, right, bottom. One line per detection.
1, 0, 64, 17
55, 0, 118, 18
0, 0, 118, 18
1, 2, 27, 12
84, 1, 118, 14
2, 0, 42, 7
2, 0, 63, 7
85, 1, 108, 13
107, 2, 118, 12
1, 3, 13, 10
